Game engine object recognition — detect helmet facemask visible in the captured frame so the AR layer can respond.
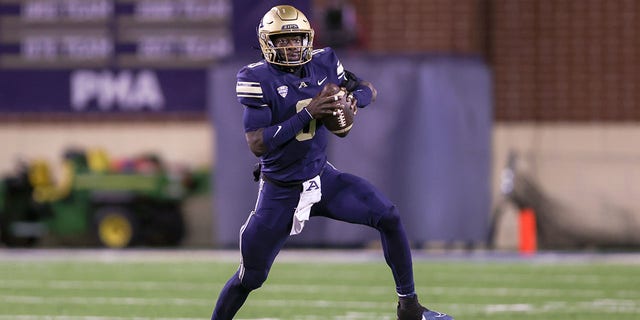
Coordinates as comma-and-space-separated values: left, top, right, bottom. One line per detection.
266, 33, 313, 66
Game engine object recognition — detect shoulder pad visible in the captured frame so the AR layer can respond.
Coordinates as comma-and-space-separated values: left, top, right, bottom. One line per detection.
245, 61, 266, 69
311, 47, 334, 58
311, 48, 326, 56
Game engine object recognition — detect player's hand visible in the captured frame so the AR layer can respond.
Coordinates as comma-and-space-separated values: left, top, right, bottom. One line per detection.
346, 92, 357, 115
305, 91, 341, 119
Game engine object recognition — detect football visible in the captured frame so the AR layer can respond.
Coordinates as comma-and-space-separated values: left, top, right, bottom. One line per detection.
322, 86, 354, 137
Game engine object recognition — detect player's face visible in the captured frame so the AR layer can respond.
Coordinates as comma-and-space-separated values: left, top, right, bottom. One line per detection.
272, 35, 303, 64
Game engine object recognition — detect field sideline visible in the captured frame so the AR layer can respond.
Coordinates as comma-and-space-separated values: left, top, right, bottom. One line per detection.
0, 249, 639, 320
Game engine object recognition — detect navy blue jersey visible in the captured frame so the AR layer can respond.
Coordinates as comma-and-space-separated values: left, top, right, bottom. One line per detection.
236, 48, 347, 182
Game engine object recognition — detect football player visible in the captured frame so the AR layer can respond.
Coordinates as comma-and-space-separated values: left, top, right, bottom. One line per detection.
211, 5, 454, 320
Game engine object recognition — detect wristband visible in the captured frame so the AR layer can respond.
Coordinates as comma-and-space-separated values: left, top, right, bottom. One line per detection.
352, 85, 373, 107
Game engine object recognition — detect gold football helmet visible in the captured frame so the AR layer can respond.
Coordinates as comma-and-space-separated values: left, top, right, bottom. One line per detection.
258, 5, 314, 66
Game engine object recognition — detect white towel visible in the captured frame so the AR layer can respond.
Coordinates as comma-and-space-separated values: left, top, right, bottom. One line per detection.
290, 175, 322, 235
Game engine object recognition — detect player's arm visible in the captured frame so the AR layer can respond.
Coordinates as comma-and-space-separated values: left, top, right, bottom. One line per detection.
340, 69, 377, 108
244, 95, 339, 157
244, 106, 310, 157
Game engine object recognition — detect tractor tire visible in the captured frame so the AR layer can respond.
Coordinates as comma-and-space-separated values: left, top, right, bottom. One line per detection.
0, 211, 38, 248
0, 225, 37, 248
92, 207, 139, 248
143, 205, 185, 247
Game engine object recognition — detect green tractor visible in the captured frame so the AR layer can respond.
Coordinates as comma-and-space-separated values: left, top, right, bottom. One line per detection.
0, 148, 207, 248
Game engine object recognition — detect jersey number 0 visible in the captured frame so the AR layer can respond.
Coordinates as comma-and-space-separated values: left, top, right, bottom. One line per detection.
295, 99, 317, 141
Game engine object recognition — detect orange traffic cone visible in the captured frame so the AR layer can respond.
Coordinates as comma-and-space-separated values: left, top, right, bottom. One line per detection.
518, 208, 537, 255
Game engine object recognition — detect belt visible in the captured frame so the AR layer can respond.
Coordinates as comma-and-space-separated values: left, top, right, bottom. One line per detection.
261, 167, 325, 189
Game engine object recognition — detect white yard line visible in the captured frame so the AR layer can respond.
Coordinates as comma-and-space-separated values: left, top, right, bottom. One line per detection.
0, 295, 211, 307
0, 317, 277, 320
1, 298, 639, 320
0, 317, 200, 320
429, 271, 639, 285
0, 295, 387, 310
447, 300, 640, 314
3, 278, 639, 301
3, 279, 636, 299
2, 249, 640, 264
0, 279, 215, 291
2, 294, 639, 313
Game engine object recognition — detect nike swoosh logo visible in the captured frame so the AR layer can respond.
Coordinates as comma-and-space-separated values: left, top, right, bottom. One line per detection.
273, 125, 282, 137
422, 312, 447, 319
317, 76, 327, 86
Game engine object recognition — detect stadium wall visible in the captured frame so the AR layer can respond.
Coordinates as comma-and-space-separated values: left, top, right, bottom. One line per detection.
3, 121, 639, 248
492, 124, 640, 249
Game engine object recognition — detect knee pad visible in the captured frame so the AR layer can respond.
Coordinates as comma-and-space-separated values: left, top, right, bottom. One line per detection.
239, 266, 269, 291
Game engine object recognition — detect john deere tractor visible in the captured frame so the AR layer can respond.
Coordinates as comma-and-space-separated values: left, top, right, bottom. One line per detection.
0, 148, 207, 248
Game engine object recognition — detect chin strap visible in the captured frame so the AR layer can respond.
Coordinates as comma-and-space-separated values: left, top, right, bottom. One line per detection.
274, 64, 304, 76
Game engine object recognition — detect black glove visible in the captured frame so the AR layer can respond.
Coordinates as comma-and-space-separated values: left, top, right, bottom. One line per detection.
340, 69, 360, 92
252, 163, 262, 182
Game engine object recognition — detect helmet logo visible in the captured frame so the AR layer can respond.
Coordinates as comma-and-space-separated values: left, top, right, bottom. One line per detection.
281, 24, 299, 30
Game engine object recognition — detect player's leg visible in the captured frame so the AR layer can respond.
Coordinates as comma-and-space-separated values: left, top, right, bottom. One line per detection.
210, 269, 249, 320
314, 165, 415, 294
314, 164, 454, 320
211, 181, 299, 320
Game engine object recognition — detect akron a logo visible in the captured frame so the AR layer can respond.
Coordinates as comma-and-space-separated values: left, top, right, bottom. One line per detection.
305, 180, 319, 191
277, 85, 288, 98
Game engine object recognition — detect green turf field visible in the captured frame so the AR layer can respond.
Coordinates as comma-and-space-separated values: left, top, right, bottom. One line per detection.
0, 250, 638, 319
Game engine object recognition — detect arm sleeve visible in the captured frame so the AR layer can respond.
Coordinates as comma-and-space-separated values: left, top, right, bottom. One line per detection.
243, 106, 314, 153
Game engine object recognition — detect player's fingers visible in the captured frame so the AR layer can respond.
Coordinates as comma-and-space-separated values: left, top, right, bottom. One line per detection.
323, 95, 340, 104
311, 102, 337, 118
345, 95, 357, 115
327, 104, 338, 115
312, 95, 335, 106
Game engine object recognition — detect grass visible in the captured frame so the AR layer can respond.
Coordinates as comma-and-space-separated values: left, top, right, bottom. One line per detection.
0, 250, 639, 319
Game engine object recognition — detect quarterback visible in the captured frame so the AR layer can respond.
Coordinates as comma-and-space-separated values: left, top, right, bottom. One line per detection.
210, 5, 454, 320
